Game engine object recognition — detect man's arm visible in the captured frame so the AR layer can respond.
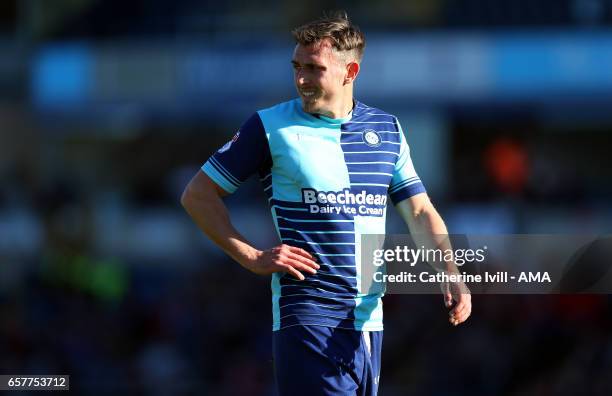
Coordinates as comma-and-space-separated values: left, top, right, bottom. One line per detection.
395, 192, 472, 326
181, 170, 319, 280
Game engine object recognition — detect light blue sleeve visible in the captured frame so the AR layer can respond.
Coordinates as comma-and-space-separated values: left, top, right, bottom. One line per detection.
389, 120, 426, 204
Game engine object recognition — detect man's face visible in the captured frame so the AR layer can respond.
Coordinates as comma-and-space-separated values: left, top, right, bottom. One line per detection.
292, 40, 349, 114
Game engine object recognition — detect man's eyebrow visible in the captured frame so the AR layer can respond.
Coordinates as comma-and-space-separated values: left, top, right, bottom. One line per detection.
291, 60, 325, 68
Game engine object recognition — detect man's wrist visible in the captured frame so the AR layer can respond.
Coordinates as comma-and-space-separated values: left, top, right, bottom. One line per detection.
237, 247, 263, 271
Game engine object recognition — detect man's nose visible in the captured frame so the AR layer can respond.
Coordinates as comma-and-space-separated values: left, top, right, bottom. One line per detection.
296, 72, 308, 85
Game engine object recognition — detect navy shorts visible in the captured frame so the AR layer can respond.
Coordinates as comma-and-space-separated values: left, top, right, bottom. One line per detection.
273, 325, 383, 396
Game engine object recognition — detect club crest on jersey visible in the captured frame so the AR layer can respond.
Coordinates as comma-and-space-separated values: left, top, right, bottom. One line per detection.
218, 131, 240, 153
362, 129, 381, 147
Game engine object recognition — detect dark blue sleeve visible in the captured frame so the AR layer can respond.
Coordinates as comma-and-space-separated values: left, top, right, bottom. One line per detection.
201, 113, 270, 193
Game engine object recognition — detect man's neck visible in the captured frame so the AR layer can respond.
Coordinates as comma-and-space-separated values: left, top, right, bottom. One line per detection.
313, 96, 354, 119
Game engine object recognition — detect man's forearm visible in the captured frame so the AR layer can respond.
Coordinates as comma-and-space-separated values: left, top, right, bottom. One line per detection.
181, 171, 318, 281
181, 176, 260, 268
406, 202, 448, 236
396, 196, 457, 273
397, 195, 472, 324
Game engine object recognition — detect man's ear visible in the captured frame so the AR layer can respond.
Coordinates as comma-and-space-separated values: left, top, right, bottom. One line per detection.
344, 62, 360, 85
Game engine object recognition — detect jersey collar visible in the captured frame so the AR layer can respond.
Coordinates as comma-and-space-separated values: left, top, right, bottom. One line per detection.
297, 98, 356, 125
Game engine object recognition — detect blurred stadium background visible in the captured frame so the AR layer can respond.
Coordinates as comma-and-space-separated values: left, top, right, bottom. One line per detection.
1, 1, 612, 394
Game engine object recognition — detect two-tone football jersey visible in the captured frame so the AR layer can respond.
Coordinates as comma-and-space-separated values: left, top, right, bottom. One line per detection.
202, 98, 426, 331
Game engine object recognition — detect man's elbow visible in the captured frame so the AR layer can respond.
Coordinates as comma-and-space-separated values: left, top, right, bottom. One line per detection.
180, 185, 193, 210
181, 181, 202, 212
180, 174, 222, 211
410, 196, 434, 220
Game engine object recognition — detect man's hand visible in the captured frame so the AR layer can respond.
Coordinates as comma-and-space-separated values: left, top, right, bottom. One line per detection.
246, 244, 320, 281
441, 280, 472, 326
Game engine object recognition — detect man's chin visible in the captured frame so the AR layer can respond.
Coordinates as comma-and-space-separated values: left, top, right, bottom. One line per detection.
301, 97, 322, 113
301, 101, 317, 112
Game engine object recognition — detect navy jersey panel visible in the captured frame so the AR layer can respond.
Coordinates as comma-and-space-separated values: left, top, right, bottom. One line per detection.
202, 112, 271, 193
273, 325, 383, 396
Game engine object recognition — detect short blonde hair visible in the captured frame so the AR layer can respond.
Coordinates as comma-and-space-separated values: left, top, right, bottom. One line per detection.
291, 11, 366, 62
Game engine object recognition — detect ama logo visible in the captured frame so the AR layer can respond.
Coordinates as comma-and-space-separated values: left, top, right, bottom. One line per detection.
362, 129, 381, 147
218, 131, 240, 153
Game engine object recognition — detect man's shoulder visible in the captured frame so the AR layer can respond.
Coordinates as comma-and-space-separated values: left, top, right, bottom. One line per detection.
255, 98, 305, 133
256, 98, 300, 118
353, 101, 398, 121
